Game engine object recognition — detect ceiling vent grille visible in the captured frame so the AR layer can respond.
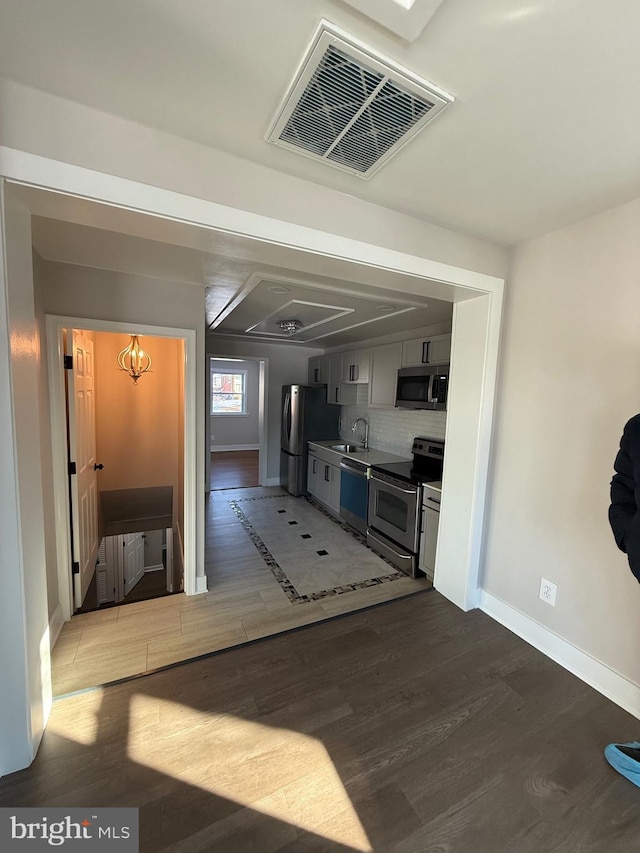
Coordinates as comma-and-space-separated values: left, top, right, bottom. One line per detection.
267, 22, 453, 178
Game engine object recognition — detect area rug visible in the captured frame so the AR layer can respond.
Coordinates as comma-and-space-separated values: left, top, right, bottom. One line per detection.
229, 494, 404, 603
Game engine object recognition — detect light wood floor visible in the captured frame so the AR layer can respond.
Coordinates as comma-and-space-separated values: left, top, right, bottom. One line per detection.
51, 487, 430, 695
3, 593, 639, 853
210, 449, 259, 490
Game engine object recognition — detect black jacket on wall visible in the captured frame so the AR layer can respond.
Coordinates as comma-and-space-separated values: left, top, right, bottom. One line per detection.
609, 413, 640, 582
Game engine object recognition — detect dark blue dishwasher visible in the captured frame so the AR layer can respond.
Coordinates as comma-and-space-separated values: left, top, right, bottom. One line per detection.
339, 458, 369, 534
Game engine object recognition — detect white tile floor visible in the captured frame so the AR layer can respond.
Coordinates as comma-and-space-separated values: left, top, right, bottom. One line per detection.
51, 486, 431, 695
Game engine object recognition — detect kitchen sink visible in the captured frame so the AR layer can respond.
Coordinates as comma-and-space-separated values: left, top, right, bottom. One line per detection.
330, 443, 364, 453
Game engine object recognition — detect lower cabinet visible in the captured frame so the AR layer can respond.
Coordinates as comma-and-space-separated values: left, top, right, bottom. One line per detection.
307, 452, 320, 498
308, 450, 341, 515
317, 460, 341, 515
418, 487, 441, 580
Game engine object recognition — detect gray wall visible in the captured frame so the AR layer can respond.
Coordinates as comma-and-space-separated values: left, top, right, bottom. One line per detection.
210, 357, 260, 449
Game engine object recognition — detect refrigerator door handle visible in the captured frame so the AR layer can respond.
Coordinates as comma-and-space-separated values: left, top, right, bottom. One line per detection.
282, 390, 291, 449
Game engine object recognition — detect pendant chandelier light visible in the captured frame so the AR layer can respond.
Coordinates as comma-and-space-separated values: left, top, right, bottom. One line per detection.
117, 335, 152, 384
278, 319, 303, 334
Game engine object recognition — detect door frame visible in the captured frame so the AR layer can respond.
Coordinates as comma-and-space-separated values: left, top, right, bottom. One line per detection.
206, 353, 269, 490
46, 314, 197, 622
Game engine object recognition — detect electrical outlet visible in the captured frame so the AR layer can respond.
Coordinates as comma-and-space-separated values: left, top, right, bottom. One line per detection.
539, 578, 557, 606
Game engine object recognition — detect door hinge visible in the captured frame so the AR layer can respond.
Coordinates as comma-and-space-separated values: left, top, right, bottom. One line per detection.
68, 461, 77, 475
64, 355, 73, 370
72, 561, 80, 575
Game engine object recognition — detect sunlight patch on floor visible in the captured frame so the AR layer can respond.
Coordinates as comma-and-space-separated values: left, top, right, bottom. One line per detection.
47, 689, 105, 745
127, 696, 372, 851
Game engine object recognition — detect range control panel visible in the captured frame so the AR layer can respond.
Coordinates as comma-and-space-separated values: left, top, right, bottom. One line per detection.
412, 437, 444, 459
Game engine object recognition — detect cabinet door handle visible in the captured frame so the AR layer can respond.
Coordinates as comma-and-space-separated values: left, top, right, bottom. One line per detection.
354, 363, 359, 381
324, 465, 330, 482
314, 368, 319, 382
335, 387, 339, 402
422, 341, 431, 363
312, 459, 317, 474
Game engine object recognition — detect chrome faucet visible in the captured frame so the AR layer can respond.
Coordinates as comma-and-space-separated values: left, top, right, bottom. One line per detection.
351, 417, 369, 450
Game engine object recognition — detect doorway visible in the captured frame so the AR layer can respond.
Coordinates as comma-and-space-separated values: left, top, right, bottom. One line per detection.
207, 355, 267, 491
63, 327, 184, 612
46, 315, 198, 623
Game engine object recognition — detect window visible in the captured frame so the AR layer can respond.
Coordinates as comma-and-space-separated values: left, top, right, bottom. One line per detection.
211, 369, 247, 415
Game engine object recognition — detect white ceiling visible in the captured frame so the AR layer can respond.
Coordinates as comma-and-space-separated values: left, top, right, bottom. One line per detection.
1, 0, 639, 246
26, 194, 454, 347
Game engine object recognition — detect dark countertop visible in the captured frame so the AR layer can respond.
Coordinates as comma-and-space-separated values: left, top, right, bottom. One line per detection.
101, 486, 173, 536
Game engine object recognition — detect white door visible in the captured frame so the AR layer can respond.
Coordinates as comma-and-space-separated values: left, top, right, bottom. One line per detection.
66, 330, 100, 609
122, 532, 145, 597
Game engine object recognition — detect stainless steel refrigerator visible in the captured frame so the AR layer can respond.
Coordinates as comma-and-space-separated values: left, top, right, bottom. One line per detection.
280, 385, 340, 497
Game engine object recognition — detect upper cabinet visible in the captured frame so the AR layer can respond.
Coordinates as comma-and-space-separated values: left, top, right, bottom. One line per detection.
308, 355, 329, 386
341, 348, 370, 384
368, 342, 402, 409
327, 353, 344, 405
401, 334, 451, 368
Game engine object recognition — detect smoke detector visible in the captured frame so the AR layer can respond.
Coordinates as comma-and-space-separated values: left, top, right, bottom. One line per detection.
267, 21, 453, 179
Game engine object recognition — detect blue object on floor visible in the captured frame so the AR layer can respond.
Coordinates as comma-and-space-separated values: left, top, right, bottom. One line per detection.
604, 741, 640, 787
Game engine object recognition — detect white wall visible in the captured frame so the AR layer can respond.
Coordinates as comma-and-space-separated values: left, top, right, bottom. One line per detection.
0, 79, 508, 281
32, 251, 59, 620
483, 197, 640, 689
210, 357, 260, 450
0, 187, 50, 775
207, 337, 323, 482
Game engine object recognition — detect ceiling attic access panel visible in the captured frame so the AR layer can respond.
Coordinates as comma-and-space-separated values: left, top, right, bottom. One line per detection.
267, 21, 454, 178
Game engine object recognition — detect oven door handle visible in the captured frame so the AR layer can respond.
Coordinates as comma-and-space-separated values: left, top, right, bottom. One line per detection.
370, 473, 418, 495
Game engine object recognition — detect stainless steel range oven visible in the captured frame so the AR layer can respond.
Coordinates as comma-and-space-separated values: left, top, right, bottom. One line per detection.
368, 472, 420, 574
367, 438, 444, 577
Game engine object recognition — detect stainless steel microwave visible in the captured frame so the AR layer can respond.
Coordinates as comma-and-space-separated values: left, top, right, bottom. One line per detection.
395, 365, 449, 411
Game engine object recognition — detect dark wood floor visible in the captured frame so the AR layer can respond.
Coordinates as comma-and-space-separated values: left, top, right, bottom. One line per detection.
1, 593, 639, 852
210, 449, 259, 490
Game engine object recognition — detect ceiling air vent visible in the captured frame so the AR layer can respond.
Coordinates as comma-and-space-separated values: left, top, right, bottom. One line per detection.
267, 21, 453, 179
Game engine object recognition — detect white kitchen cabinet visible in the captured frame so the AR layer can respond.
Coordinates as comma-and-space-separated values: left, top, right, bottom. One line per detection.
308, 356, 329, 386
316, 460, 341, 515
327, 353, 344, 405
368, 342, 402, 408
401, 334, 451, 367
419, 486, 441, 580
307, 451, 320, 498
341, 348, 370, 384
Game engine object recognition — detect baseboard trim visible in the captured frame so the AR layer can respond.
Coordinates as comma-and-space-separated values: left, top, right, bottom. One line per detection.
194, 575, 208, 595
211, 444, 260, 452
479, 590, 640, 720
48, 603, 65, 650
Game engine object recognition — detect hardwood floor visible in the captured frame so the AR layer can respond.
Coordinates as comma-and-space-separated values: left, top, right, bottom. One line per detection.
51, 487, 429, 694
210, 449, 259, 490
2, 593, 638, 852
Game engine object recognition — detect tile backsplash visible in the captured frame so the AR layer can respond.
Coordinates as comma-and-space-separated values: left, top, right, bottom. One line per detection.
340, 386, 446, 457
